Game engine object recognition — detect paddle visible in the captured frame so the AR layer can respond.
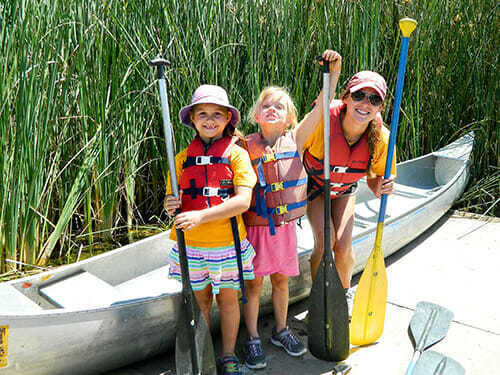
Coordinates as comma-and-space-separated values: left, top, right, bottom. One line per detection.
149, 58, 216, 375
229, 216, 247, 304
406, 302, 455, 375
413, 351, 465, 375
308, 56, 349, 362
350, 18, 417, 346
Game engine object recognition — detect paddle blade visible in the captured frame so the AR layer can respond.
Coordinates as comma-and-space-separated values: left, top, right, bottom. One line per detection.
414, 351, 465, 375
409, 302, 454, 352
350, 243, 387, 346
308, 255, 350, 361
175, 293, 216, 375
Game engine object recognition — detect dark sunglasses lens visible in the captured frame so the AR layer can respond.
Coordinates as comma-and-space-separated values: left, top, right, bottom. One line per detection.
351, 91, 365, 101
369, 94, 383, 106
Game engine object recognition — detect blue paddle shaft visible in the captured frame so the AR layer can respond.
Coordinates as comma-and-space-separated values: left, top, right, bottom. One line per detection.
378, 36, 411, 223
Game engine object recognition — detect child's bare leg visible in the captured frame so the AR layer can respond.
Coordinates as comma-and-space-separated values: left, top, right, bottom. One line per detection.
243, 276, 264, 338
216, 287, 240, 355
194, 285, 213, 328
270, 273, 289, 331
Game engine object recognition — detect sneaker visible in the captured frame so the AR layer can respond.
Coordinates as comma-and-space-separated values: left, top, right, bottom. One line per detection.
345, 287, 355, 320
270, 326, 307, 357
219, 354, 243, 375
244, 337, 267, 369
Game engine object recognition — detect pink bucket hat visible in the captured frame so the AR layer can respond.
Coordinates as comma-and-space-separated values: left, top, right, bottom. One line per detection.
179, 84, 240, 129
346, 71, 387, 101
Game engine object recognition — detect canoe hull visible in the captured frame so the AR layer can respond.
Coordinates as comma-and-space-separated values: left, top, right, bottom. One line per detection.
0, 133, 473, 374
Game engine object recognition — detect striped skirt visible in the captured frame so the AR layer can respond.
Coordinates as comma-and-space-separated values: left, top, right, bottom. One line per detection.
167, 238, 256, 294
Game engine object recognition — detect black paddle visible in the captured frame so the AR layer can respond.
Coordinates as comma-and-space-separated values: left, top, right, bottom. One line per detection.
150, 58, 216, 375
307, 57, 349, 362
405, 301, 455, 375
230, 217, 247, 304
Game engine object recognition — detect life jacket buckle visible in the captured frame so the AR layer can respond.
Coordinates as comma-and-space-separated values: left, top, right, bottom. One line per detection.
330, 182, 344, 188
202, 187, 219, 197
270, 181, 284, 192
262, 153, 276, 163
195, 156, 212, 165
275, 204, 288, 215
332, 166, 348, 173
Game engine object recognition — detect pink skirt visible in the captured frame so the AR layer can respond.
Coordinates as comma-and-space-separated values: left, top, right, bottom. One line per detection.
246, 220, 299, 277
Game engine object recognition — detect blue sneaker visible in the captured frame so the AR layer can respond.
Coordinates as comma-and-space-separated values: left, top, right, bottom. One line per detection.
270, 327, 307, 357
244, 337, 267, 369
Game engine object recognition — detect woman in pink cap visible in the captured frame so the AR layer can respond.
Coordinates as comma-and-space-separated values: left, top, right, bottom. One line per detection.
301, 57, 396, 316
164, 84, 257, 374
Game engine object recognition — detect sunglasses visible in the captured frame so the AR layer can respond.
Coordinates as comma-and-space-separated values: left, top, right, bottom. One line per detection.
350, 90, 383, 106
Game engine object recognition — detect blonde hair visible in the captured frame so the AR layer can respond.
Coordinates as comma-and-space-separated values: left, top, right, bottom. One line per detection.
248, 86, 298, 129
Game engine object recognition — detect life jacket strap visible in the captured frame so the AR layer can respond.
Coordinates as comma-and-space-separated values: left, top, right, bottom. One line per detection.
183, 155, 231, 168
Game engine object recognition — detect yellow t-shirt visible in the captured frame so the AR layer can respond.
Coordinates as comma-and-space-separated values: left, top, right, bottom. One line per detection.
302, 118, 396, 178
166, 142, 257, 247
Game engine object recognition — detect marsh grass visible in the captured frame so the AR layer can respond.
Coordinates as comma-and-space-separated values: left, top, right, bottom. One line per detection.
0, 0, 497, 271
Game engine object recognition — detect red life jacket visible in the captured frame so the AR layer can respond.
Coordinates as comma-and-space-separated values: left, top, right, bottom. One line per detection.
303, 103, 381, 200
179, 135, 236, 211
243, 132, 307, 235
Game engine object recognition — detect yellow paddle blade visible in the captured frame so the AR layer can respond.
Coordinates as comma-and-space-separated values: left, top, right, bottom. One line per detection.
350, 225, 388, 346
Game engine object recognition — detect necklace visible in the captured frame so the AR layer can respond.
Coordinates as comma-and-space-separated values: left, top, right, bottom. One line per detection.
340, 114, 362, 144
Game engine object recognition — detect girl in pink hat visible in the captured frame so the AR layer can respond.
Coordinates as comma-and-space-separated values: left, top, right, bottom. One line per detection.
301, 54, 396, 317
164, 84, 257, 374
239, 50, 341, 369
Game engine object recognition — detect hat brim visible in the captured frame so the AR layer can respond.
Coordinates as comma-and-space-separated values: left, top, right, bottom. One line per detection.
179, 99, 240, 129
348, 83, 386, 101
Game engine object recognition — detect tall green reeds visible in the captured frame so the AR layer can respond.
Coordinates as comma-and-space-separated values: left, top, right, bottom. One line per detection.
1, 0, 498, 272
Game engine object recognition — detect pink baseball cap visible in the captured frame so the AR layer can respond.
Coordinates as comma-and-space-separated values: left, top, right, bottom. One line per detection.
346, 71, 387, 101
179, 84, 240, 129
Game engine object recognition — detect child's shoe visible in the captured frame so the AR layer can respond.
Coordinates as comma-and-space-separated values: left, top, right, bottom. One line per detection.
219, 354, 244, 375
270, 326, 307, 357
244, 337, 267, 369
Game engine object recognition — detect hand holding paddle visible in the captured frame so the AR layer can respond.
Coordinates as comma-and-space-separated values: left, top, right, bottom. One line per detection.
350, 18, 417, 346
150, 58, 216, 375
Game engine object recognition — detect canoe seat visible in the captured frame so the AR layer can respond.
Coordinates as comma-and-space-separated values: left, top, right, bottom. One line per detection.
40, 271, 116, 310
114, 265, 181, 303
0, 285, 44, 313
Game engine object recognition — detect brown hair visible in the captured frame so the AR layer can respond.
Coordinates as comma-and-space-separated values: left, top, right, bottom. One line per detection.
340, 90, 383, 159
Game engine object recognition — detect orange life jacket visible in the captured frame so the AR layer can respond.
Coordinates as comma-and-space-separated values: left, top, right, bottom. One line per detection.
243, 132, 307, 235
303, 103, 380, 200
179, 135, 236, 212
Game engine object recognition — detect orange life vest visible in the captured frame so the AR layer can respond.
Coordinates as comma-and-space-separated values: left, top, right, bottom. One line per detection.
303, 103, 381, 200
243, 132, 307, 235
179, 135, 236, 212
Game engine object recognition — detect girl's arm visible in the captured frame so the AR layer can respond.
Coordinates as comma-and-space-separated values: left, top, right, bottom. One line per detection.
172, 186, 252, 231
294, 50, 342, 154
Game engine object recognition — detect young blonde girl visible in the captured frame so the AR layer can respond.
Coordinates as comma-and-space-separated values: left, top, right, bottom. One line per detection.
164, 84, 257, 375
240, 50, 341, 369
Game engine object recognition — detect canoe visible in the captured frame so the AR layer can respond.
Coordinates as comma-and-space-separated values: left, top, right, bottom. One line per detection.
0, 132, 474, 375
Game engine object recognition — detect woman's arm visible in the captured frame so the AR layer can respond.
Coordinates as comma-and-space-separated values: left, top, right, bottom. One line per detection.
294, 50, 342, 154
366, 175, 395, 199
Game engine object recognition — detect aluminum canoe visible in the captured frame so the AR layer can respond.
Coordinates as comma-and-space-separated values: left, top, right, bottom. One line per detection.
0, 132, 474, 374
